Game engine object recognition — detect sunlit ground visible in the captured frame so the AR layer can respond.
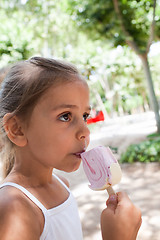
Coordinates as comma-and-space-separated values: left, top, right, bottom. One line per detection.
88, 111, 157, 155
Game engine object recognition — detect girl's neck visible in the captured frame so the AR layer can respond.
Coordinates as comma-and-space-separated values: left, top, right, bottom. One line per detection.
4, 165, 54, 188
5, 148, 54, 187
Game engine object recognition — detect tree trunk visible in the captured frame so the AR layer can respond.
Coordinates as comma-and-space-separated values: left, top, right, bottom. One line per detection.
112, 0, 160, 131
140, 54, 160, 133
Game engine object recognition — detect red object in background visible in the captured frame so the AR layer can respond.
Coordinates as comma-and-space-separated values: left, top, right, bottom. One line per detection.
87, 110, 105, 124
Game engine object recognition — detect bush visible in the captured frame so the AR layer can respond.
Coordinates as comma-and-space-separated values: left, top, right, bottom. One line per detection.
120, 134, 160, 163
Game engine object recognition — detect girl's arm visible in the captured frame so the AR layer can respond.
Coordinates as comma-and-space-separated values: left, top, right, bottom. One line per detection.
101, 192, 142, 240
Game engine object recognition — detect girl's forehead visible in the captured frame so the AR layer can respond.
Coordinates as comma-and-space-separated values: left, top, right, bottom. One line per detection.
38, 79, 89, 106
29, 79, 90, 121
46, 79, 88, 96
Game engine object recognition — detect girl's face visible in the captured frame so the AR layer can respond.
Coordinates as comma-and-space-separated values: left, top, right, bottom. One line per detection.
23, 79, 91, 172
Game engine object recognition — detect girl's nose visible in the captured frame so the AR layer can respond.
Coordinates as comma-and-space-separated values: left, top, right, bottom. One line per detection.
76, 122, 90, 141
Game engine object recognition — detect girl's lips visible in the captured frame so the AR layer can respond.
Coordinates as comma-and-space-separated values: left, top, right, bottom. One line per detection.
74, 150, 85, 158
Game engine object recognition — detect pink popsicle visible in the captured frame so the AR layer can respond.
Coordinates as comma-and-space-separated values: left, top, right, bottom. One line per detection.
80, 146, 122, 195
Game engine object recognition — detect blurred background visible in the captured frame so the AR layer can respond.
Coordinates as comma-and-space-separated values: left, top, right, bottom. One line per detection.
0, 0, 160, 239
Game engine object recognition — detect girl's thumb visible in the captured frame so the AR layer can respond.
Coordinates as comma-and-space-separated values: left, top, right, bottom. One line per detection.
106, 194, 118, 212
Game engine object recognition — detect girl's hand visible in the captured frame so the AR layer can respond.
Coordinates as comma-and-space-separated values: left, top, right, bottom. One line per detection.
101, 192, 142, 240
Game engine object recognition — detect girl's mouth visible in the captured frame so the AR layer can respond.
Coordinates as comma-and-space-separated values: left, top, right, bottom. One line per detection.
74, 150, 85, 158
75, 153, 81, 158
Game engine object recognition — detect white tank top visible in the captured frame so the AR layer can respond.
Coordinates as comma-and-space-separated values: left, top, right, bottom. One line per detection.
0, 174, 83, 240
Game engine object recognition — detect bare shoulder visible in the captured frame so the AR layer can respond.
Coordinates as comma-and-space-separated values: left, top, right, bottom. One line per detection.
0, 186, 41, 240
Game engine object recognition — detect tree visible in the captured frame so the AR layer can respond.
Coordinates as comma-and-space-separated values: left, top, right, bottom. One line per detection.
0, 0, 79, 62
67, 0, 160, 132
0, 0, 43, 66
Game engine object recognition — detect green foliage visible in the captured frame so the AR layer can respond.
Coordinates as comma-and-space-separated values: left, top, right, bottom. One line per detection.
120, 134, 160, 163
0, 0, 85, 66
0, 0, 160, 118
0, 7, 36, 66
81, 46, 150, 115
67, 0, 117, 42
67, 0, 158, 53
0, 39, 32, 62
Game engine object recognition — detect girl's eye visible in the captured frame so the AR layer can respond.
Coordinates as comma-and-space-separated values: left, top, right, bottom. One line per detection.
83, 113, 90, 122
59, 113, 71, 122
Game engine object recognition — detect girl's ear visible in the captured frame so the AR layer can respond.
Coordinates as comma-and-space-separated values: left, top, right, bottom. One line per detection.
3, 113, 27, 147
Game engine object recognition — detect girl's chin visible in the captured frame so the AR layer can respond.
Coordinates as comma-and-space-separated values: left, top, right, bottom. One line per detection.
55, 155, 82, 173
66, 160, 82, 173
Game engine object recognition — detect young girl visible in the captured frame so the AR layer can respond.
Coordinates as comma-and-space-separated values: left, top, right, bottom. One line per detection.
0, 57, 141, 240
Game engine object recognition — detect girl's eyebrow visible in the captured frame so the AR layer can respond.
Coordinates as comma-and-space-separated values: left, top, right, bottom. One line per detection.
53, 104, 91, 111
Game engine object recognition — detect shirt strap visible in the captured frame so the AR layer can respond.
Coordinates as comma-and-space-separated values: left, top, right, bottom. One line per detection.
0, 182, 48, 214
52, 173, 71, 193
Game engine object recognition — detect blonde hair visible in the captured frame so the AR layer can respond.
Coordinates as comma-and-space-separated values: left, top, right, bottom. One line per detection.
0, 56, 83, 178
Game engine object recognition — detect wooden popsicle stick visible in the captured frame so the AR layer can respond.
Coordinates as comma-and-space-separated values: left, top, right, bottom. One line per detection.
106, 186, 115, 196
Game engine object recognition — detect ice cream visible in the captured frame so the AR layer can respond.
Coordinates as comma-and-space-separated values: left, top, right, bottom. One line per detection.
80, 146, 122, 195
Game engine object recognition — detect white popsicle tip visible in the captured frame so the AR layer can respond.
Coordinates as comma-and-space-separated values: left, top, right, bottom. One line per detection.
81, 146, 122, 193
